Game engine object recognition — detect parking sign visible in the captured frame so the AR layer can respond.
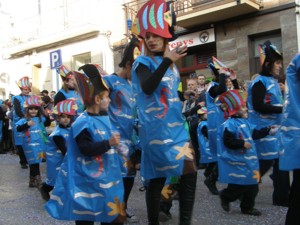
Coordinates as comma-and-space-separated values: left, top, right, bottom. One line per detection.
50, 50, 62, 69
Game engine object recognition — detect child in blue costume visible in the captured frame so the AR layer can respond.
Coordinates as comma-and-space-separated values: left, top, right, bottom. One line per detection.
12, 76, 32, 169
205, 58, 240, 195
279, 54, 300, 224
218, 90, 277, 216
247, 40, 290, 206
45, 68, 126, 225
131, 0, 197, 224
39, 99, 77, 201
197, 107, 219, 195
54, 65, 84, 117
16, 96, 51, 188
79, 37, 140, 223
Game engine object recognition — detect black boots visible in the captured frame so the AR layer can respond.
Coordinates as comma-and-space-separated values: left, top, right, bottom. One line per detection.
29, 176, 36, 188
179, 172, 197, 225
204, 164, 219, 195
28, 175, 42, 188
146, 173, 197, 225
39, 183, 53, 201
146, 178, 166, 225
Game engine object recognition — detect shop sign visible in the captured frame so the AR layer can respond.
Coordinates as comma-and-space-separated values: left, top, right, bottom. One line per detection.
169, 28, 215, 49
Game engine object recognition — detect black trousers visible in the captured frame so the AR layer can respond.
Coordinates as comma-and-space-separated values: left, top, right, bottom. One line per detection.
146, 172, 197, 225
189, 120, 200, 165
259, 158, 290, 205
123, 177, 134, 209
221, 183, 259, 212
29, 163, 40, 177
17, 145, 27, 165
285, 169, 300, 225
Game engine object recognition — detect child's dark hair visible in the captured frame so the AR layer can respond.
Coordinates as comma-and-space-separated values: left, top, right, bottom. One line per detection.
260, 59, 282, 76
25, 107, 43, 122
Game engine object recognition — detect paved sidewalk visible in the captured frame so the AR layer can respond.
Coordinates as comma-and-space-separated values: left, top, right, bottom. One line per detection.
0, 153, 288, 225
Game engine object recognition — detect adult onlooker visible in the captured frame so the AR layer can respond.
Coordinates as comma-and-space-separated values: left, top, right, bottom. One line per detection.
247, 40, 290, 207
186, 78, 198, 95
280, 53, 300, 225
182, 79, 204, 164
197, 74, 206, 94
182, 89, 203, 166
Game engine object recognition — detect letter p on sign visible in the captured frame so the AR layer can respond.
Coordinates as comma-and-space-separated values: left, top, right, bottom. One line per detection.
50, 50, 62, 69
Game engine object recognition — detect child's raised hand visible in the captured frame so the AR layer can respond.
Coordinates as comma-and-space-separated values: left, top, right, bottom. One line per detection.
229, 69, 237, 80
219, 67, 230, 76
269, 125, 279, 136
244, 142, 252, 149
27, 120, 35, 126
109, 132, 120, 147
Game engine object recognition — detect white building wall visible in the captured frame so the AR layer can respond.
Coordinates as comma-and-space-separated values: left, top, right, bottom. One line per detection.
0, 0, 128, 99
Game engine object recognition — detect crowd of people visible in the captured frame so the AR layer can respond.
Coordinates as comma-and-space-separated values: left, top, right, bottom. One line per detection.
0, 0, 299, 224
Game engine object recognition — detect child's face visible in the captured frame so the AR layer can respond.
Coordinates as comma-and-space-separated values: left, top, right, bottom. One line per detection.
21, 88, 31, 96
64, 76, 76, 89
236, 106, 248, 118
28, 106, 39, 117
57, 114, 72, 127
99, 91, 110, 111
279, 82, 285, 91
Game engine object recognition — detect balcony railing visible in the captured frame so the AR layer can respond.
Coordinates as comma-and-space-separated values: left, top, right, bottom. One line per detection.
173, 0, 263, 15
123, 0, 263, 31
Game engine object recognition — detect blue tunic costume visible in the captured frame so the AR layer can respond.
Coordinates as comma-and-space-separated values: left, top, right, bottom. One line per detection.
45, 112, 125, 223
197, 121, 215, 164
45, 125, 70, 186
218, 118, 260, 185
12, 95, 31, 145
206, 81, 224, 161
103, 74, 136, 177
132, 56, 194, 180
248, 75, 283, 159
280, 54, 300, 170
16, 116, 47, 164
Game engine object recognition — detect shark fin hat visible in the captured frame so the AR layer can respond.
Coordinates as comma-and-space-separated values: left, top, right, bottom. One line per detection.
119, 35, 141, 68
259, 40, 283, 66
132, 0, 177, 41
207, 58, 219, 77
56, 65, 73, 80
17, 76, 32, 91
92, 64, 108, 76
207, 56, 229, 77
23, 96, 42, 108
76, 64, 109, 106
53, 99, 78, 116
218, 89, 247, 119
